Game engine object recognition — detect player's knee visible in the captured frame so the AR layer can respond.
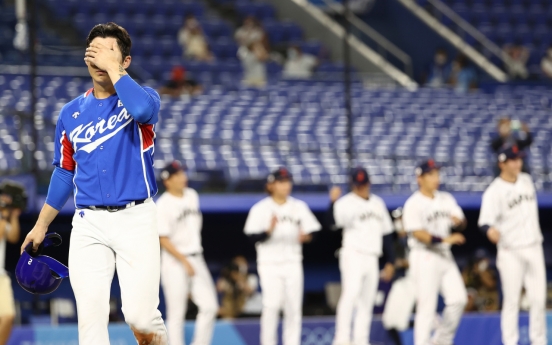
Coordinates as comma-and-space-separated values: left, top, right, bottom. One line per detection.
283, 308, 302, 321
262, 303, 281, 315
529, 295, 546, 309
198, 302, 218, 317
262, 297, 283, 311
76, 300, 110, 320
502, 296, 520, 309
338, 287, 359, 302
448, 293, 467, 309
124, 310, 160, 333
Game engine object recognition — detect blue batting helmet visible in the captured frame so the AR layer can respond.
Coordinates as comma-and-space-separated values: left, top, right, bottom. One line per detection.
15, 233, 69, 295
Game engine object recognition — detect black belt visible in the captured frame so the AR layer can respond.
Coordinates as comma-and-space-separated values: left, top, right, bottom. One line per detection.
86, 199, 147, 212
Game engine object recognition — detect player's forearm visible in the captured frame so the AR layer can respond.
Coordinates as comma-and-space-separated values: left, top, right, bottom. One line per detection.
247, 232, 270, 244
35, 204, 60, 229
106, 62, 127, 87
159, 237, 188, 262
412, 230, 434, 245
479, 225, 499, 234
113, 75, 160, 124
45, 167, 74, 211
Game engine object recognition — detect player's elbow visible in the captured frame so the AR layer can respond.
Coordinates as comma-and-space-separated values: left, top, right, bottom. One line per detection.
131, 95, 160, 124
132, 107, 156, 124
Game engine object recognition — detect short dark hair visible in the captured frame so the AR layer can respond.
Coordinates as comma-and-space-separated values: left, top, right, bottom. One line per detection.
86, 22, 132, 59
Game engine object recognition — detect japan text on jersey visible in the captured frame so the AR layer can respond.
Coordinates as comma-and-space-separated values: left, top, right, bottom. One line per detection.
53, 88, 159, 208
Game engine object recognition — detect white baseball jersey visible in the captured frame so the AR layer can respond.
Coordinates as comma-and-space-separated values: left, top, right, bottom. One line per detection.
244, 196, 321, 264
333, 192, 394, 256
402, 191, 465, 250
478, 173, 542, 249
157, 188, 203, 255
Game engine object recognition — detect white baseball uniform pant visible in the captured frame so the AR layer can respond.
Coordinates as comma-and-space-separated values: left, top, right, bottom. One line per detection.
382, 275, 416, 332
496, 244, 547, 345
258, 261, 303, 345
410, 249, 467, 345
333, 248, 379, 345
161, 253, 218, 345
69, 200, 167, 345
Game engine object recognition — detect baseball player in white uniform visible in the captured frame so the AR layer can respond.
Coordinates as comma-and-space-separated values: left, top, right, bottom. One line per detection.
402, 159, 468, 345
157, 162, 218, 345
478, 146, 547, 345
244, 167, 321, 345
328, 167, 396, 345
0, 195, 20, 345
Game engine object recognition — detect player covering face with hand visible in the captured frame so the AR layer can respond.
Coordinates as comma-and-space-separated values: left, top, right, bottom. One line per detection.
244, 167, 321, 345
20, 23, 167, 344
402, 160, 467, 345
156, 162, 218, 345
479, 146, 547, 345
328, 168, 396, 345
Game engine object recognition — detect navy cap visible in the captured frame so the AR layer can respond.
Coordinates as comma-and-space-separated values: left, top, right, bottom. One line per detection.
498, 145, 524, 163
160, 161, 185, 180
415, 159, 440, 176
350, 167, 370, 186
267, 167, 292, 182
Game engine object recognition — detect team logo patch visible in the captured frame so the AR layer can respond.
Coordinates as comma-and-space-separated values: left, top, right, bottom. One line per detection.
72, 112, 80, 119
79, 210, 85, 218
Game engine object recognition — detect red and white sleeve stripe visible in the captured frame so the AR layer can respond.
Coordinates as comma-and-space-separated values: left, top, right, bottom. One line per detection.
59, 130, 76, 171
139, 124, 155, 151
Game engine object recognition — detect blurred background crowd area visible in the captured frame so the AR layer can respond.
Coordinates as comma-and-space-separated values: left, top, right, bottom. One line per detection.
1, 0, 552, 327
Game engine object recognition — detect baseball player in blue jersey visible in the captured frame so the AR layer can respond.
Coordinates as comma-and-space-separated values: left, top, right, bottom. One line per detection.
20, 23, 167, 345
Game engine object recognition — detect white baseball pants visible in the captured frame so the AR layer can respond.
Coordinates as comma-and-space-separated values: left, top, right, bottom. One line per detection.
496, 244, 547, 345
69, 200, 167, 345
382, 275, 416, 332
258, 261, 303, 345
409, 249, 467, 345
333, 248, 379, 345
161, 253, 218, 345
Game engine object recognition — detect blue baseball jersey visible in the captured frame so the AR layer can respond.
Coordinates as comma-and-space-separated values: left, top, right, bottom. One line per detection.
53, 81, 160, 208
